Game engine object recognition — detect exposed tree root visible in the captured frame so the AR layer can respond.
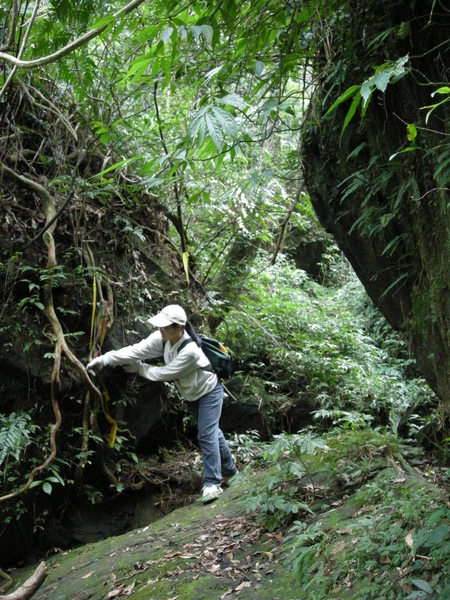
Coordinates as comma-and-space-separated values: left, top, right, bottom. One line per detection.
0, 562, 47, 600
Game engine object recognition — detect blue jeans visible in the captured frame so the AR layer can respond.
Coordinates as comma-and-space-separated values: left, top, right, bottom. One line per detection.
189, 381, 236, 486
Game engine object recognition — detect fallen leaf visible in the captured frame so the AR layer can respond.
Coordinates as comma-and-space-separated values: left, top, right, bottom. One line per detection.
81, 571, 95, 579
210, 563, 221, 571
235, 581, 252, 591
124, 581, 135, 595
405, 533, 414, 548
106, 588, 123, 599
332, 541, 346, 554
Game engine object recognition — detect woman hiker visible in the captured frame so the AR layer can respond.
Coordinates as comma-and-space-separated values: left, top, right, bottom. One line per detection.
87, 304, 237, 503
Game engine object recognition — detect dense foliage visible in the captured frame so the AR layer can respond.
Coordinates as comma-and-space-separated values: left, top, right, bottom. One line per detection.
0, 0, 448, 591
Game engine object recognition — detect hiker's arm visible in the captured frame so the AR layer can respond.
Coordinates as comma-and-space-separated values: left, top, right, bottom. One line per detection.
87, 332, 163, 371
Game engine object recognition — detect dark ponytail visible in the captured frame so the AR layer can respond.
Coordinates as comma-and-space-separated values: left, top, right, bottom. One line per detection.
184, 320, 202, 346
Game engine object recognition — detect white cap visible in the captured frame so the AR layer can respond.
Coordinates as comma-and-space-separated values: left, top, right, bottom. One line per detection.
148, 304, 187, 328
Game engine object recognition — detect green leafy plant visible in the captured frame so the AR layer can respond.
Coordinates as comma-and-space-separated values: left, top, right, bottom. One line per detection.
219, 251, 436, 442
0, 412, 38, 470
226, 430, 262, 464
241, 431, 325, 531
325, 56, 410, 143
280, 430, 450, 599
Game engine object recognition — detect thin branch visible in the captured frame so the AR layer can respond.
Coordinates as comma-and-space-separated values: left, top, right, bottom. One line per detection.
0, 0, 146, 71
153, 81, 188, 256
0, 0, 41, 98
19, 81, 78, 141
0, 0, 19, 53
271, 182, 305, 265
0, 162, 54, 213
20, 150, 86, 251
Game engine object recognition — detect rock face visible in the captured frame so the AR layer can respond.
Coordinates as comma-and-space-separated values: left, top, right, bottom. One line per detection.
302, 0, 450, 410
0, 367, 319, 566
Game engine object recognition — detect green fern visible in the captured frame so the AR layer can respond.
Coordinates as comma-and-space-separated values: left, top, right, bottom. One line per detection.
0, 413, 36, 467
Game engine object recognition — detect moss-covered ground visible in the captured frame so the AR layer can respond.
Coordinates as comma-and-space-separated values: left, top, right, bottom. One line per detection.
19, 472, 297, 600
6, 430, 450, 600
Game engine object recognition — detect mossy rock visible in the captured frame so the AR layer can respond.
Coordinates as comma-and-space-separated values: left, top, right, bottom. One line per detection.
18, 472, 298, 600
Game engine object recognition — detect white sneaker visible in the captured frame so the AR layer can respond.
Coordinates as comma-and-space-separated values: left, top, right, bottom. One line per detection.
202, 484, 223, 504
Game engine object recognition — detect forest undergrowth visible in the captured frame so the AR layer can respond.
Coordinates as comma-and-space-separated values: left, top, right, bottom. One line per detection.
1, 249, 449, 599
214, 252, 450, 599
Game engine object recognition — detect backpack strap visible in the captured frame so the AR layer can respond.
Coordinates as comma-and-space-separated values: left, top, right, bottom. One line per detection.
176, 338, 195, 353
163, 337, 194, 364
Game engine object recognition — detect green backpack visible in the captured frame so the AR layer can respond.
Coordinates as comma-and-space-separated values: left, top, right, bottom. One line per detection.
170, 335, 233, 379
198, 334, 233, 379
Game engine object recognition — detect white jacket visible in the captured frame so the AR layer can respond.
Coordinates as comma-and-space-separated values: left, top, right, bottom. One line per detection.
101, 331, 217, 401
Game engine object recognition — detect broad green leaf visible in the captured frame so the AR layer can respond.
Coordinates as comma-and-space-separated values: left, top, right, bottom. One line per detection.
112, 20, 126, 41
89, 15, 115, 30
411, 579, 433, 594
178, 24, 187, 40
200, 24, 214, 45
406, 123, 417, 142
372, 70, 393, 93
397, 21, 410, 39
216, 93, 247, 109
204, 65, 224, 82
428, 509, 447, 525
191, 24, 214, 45
197, 117, 207, 146
43, 482, 53, 495
161, 58, 171, 83
150, 57, 161, 78
161, 27, 174, 44
431, 86, 450, 96
190, 25, 201, 40
188, 106, 210, 142
260, 99, 278, 118
125, 55, 153, 80
422, 524, 449, 547
205, 113, 223, 151
211, 106, 238, 138
139, 25, 161, 41
360, 80, 374, 106
255, 60, 265, 76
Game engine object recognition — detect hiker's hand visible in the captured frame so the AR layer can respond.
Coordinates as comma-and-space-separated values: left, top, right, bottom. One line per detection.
123, 362, 142, 374
87, 356, 106, 375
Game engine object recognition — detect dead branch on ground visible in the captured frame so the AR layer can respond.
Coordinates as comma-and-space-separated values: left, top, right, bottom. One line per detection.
0, 562, 48, 600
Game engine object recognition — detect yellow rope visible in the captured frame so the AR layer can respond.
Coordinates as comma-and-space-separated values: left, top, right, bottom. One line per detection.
101, 390, 117, 448
89, 275, 97, 351
89, 275, 117, 447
